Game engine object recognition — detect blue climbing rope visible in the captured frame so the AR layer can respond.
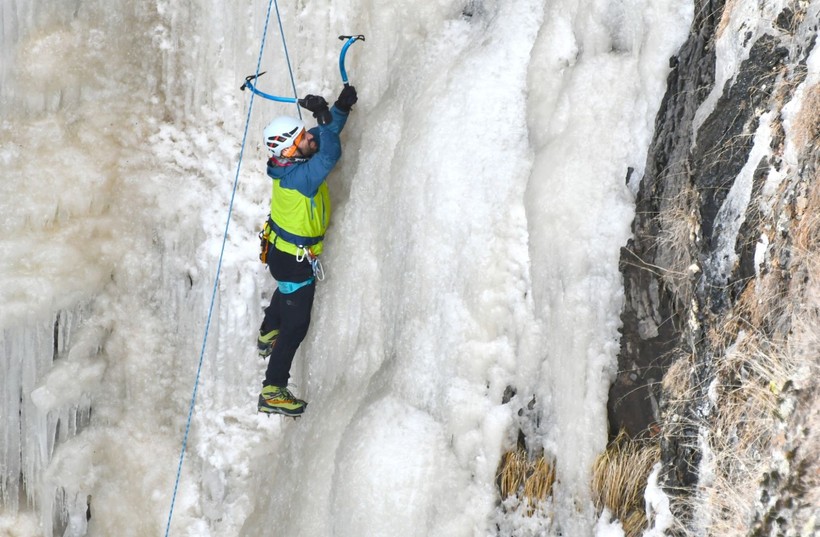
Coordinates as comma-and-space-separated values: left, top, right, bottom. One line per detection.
162, 0, 289, 533
273, 0, 302, 119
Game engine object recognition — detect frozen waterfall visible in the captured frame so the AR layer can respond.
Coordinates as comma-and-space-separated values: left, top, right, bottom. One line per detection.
1, 0, 691, 535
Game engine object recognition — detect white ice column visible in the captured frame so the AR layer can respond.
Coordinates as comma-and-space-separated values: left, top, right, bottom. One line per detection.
0, 304, 93, 529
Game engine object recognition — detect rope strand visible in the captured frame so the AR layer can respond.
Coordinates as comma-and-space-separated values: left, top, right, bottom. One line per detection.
163, 0, 276, 534
273, 0, 302, 119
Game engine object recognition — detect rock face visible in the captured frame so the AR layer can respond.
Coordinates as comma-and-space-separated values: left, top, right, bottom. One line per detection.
610, 0, 819, 532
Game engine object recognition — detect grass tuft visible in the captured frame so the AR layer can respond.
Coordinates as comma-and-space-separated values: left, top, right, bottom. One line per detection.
496, 446, 556, 514
591, 431, 661, 537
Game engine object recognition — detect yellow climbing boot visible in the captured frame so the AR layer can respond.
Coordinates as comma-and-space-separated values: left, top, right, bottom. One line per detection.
257, 385, 306, 416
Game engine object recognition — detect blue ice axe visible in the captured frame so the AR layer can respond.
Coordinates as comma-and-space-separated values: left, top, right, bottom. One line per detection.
241, 34, 365, 101
338, 34, 365, 86
240, 71, 296, 103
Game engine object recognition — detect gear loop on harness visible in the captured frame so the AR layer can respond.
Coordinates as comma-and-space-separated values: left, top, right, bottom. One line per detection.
295, 246, 307, 263
311, 256, 325, 281
295, 246, 325, 281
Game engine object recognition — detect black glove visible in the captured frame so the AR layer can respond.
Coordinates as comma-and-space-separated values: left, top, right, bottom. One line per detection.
298, 94, 331, 125
334, 85, 358, 112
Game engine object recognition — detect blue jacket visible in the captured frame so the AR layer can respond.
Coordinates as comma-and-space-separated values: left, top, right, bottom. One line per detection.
267, 106, 349, 197
266, 106, 348, 255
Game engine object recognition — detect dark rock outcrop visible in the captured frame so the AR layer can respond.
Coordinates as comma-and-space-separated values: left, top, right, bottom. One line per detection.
609, 1, 819, 530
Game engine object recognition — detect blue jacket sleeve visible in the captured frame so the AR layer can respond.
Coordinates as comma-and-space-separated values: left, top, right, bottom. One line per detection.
276, 106, 349, 197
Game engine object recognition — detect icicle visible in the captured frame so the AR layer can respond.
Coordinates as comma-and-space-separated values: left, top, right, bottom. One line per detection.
0, 302, 94, 534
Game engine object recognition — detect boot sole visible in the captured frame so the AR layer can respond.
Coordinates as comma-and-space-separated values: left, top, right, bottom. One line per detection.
257, 396, 307, 417
258, 406, 306, 417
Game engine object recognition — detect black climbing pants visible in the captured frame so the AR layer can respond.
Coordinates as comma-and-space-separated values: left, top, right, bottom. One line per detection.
260, 244, 316, 388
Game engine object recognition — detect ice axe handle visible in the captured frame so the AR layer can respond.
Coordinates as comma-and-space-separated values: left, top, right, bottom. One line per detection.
240, 72, 297, 103
338, 35, 365, 86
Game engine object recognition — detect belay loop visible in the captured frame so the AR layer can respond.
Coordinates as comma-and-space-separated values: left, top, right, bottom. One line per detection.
241, 33, 365, 102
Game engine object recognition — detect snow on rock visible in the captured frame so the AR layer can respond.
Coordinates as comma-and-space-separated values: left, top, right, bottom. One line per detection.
643, 464, 673, 537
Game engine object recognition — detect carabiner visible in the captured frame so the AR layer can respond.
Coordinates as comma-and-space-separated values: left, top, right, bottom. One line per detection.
311, 256, 325, 281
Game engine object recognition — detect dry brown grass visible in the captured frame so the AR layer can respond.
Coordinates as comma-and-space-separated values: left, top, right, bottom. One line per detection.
792, 160, 820, 252
686, 142, 820, 535
651, 327, 797, 536
496, 447, 556, 513
662, 351, 695, 404
791, 83, 820, 153
698, 334, 792, 534
591, 431, 661, 537
772, 160, 820, 533
656, 181, 701, 311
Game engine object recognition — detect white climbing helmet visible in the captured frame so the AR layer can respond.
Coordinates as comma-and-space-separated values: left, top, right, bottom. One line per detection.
263, 116, 306, 158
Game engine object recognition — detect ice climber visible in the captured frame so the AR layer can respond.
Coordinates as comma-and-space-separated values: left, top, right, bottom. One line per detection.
255, 85, 357, 416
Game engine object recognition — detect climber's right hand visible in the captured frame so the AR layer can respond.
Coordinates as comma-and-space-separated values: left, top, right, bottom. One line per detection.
299, 95, 332, 125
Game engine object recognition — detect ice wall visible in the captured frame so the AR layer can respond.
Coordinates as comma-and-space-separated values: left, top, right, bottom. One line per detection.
1, 1, 269, 534
1, 308, 91, 511
523, 1, 692, 533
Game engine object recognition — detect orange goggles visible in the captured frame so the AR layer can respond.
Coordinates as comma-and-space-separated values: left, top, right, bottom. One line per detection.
280, 129, 306, 158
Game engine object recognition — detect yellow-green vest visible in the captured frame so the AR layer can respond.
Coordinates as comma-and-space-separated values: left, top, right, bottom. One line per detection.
269, 178, 330, 256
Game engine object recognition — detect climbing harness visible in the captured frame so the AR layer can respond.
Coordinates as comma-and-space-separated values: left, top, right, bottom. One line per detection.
260, 219, 326, 282
241, 34, 365, 102
265, 215, 324, 248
